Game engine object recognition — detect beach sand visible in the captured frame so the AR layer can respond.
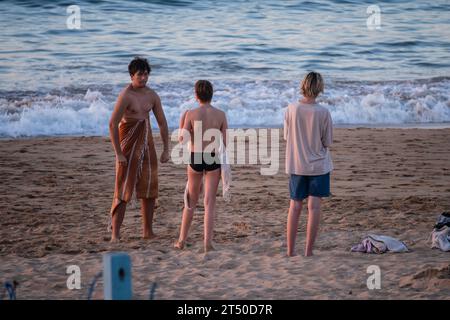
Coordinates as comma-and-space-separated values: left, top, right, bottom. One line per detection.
0, 128, 449, 299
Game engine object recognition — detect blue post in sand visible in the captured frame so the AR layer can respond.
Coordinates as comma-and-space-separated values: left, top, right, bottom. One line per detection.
103, 252, 132, 300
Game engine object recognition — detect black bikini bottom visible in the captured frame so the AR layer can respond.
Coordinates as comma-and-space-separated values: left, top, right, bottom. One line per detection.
189, 152, 221, 172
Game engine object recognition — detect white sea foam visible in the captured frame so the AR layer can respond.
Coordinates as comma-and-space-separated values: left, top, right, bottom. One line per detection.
0, 79, 449, 137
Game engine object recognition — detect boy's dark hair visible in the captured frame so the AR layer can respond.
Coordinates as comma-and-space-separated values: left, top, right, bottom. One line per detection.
195, 80, 213, 102
128, 57, 151, 76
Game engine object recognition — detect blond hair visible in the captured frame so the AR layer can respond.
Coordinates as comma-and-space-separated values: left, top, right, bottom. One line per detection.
300, 72, 324, 98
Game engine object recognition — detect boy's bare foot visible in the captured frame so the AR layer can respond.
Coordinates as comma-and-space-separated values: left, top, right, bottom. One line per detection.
174, 240, 185, 250
304, 251, 314, 257
204, 243, 215, 253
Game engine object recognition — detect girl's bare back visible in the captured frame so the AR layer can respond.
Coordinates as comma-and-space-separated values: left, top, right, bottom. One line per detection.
185, 106, 226, 152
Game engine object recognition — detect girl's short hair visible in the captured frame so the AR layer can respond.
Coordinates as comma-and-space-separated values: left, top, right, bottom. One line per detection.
195, 80, 213, 102
301, 72, 324, 98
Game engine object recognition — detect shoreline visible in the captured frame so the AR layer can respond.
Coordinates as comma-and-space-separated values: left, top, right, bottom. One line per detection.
1, 123, 450, 141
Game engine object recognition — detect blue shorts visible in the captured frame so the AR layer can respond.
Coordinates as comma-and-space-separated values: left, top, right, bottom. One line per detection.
289, 173, 331, 201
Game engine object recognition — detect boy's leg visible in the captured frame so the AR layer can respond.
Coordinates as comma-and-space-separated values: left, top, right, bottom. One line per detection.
203, 168, 221, 252
175, 166, 203, 249
141, 198, 156, 239
305, 196, 321, 256
287, 200, 303, 256
111, 202, 126, 242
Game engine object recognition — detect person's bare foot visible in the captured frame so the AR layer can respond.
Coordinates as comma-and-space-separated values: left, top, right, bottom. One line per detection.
174, 240, 185, 250
304, 251, 314, 257
204, 243, 215, 253
286, 251, 297, 257
110, 237, 121, 243
143, 232, 157, 240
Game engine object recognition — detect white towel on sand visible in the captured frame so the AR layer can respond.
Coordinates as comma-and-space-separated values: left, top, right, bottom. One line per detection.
368, 234, 409, 253
351, 234, 409, 253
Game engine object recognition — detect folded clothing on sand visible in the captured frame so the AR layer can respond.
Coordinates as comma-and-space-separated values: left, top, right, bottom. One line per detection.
430, 212, 450, 252
430, 226, 450, 252
351, 234, 409, 254
434, 211, 450, 230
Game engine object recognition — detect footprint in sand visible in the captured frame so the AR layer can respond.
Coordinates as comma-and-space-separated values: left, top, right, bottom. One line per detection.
399, 264, 450, 288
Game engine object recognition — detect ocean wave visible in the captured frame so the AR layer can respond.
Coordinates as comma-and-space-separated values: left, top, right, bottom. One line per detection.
0, 78, 449, 137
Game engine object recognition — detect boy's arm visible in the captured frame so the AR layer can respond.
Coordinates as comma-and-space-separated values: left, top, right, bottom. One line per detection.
109, 91, 128, 165
152, 94, 170, 163
322, 111, 333, 148
283, 107, 289, 141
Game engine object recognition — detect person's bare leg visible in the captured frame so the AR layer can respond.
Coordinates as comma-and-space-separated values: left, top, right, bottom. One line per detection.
287, 199, 302, 256
141, 198, 156, 239
175, 166, 203, 249
203, 168, 221, 253
305, 196, 322, 257
111, 201, 126, 242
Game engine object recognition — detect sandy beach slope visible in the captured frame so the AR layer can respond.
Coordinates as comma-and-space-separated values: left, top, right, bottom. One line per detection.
0, 128, 449, 299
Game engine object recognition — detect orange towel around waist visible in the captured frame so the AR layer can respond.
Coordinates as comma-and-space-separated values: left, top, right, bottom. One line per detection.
111, 117, 158, 216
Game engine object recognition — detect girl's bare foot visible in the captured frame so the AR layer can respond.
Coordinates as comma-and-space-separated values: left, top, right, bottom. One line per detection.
110, 237, 121, 243
174, 240, 185, 250
287, 251, 298, 257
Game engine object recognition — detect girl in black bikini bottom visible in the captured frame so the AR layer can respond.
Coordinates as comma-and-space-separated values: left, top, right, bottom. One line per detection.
189, 152, 221, 172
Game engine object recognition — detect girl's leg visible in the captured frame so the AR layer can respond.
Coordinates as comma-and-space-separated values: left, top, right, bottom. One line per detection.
175, 166, 203, 249
203, 168, 221, 252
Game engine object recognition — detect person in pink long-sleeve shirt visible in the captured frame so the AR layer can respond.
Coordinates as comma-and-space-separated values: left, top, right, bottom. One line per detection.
284, 72, 333, 257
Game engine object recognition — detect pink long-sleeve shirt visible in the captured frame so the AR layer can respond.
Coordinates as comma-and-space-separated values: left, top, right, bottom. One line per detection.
284, 102, 333, 175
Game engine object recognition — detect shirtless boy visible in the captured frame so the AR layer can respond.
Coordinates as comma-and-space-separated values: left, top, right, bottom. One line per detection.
109, 57, 169, 242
